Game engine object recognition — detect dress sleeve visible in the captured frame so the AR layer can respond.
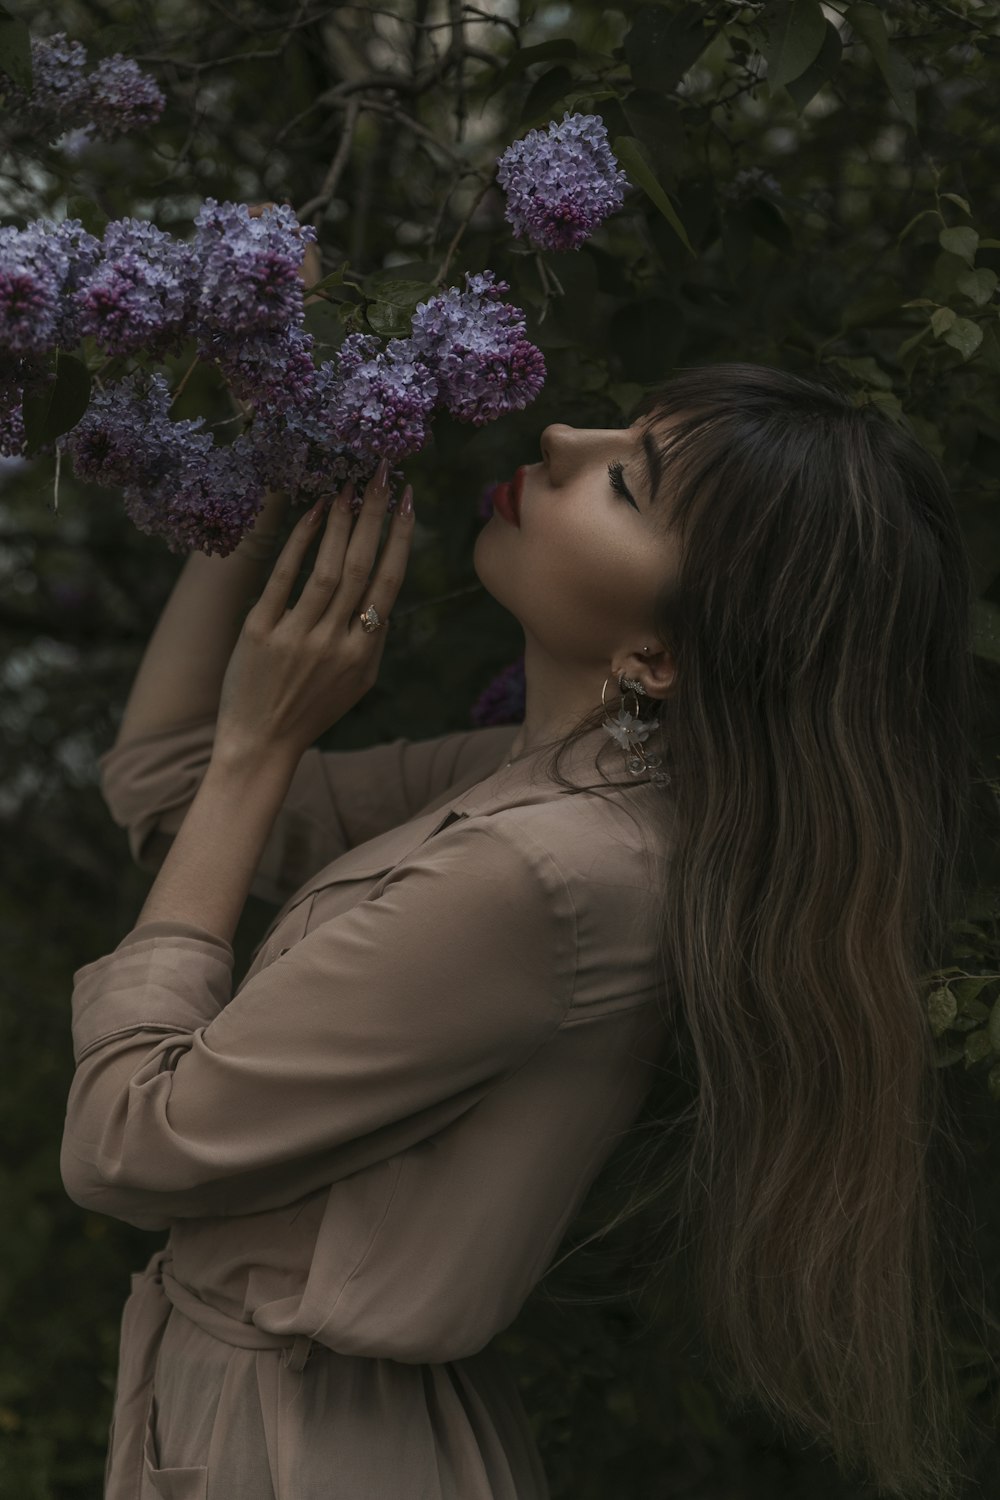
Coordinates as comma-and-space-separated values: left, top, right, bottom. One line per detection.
60, 820, 577, 1229
97, 715, 519, 904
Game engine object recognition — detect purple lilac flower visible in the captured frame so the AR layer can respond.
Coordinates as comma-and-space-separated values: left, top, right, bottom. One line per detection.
470, 657, 526, 728
0, 356, 28, 457
0, 33, 164, 143
75, 218, 197, 358
325, 335, 438, 463
127, 434, 269, 558
61, 372, 213, 491
410, 271, 545, 425
86, 54, 165, 139
205, 323, 318, 411
496, 112, 629, 252
242, 404, 311, 497
193, 199, 317, 339
0, 218, 100, 355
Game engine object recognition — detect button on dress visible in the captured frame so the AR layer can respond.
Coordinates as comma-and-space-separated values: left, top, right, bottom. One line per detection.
62, 715, 672, 1499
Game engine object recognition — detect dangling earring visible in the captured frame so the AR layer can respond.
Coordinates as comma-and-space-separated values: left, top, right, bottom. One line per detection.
601, 649, 671, 785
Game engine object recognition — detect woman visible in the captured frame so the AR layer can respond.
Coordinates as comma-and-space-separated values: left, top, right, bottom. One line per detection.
61, 356, 995, 1500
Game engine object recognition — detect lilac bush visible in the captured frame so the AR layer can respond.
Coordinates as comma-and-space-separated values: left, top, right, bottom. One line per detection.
496, 111, 629, 252
0, 38, 624, 561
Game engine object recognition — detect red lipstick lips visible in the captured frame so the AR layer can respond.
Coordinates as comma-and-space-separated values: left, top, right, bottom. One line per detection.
491, 467, 524, 527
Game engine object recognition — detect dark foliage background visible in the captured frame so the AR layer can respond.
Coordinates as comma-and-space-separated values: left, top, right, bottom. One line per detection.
2, 0, 1000, 1494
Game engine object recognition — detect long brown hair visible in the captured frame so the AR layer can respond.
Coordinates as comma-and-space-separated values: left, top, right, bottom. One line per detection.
533, 362, 999, 1497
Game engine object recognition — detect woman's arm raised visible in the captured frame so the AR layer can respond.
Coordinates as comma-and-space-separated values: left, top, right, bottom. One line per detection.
113, 202, 322, 746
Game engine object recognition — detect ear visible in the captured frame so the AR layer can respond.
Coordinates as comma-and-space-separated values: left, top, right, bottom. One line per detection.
619, 646, 676, 701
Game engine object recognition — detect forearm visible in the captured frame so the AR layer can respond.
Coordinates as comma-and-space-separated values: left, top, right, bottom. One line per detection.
134, 744, 299, 945
114, 491, 290, 744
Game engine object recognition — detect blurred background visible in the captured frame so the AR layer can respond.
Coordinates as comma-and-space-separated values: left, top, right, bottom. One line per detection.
2, 1, 1000, 1494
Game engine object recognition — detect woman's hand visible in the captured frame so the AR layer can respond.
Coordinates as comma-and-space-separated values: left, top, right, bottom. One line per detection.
214, 460, 414, 767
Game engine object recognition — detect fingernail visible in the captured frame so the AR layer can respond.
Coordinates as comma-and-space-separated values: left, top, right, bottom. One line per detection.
375, 456, 390, 489
400, 484, 414, 519
307, 499, 325, 524
337, 480, 355, 511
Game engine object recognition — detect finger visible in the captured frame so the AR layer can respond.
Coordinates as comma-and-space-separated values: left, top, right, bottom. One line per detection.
301, 456, 389, 621
250, 493, 345, 631
347, 484, 415, 634
289, 482, 358, 631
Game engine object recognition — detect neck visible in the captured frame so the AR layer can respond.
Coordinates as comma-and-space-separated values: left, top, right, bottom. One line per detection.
505, 638, 609, 761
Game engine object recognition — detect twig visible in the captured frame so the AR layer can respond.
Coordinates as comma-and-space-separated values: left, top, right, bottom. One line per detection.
170, 354, 200, 407
360, 94, 481, 173
434, 178, 494, 283
448, 0, 467, 143
295, 96, 362, 224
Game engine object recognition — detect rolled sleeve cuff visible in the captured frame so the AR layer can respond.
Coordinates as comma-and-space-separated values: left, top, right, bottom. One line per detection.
71, 920, 235, 1065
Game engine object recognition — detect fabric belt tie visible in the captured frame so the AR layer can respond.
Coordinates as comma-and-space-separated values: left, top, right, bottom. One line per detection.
105, 1248, 314, 1500
160, 1262, 315, 1371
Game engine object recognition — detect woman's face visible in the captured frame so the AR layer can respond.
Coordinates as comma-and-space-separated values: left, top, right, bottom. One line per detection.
473, 420, 678, 688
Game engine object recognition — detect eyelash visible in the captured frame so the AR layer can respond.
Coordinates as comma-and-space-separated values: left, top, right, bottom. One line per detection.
607, 460, 639, 510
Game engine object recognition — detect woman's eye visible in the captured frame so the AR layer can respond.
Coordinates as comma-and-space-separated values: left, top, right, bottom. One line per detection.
607, 460, 639, 510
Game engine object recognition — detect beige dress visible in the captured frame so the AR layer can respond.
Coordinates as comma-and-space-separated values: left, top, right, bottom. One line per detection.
61, 715, 671, 1499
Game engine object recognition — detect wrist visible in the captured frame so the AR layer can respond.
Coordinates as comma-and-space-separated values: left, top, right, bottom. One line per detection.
208, 736, 302, 784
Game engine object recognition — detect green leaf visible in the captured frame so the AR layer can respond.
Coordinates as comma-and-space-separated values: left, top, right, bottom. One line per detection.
939, 225, 979, 265
22, 352, 91, 458
365, 301, 411, 337
484, 39, 579, 104
518, 66, 575, 128
927, 986, 958, 1037
990, 994, 1000, 1054
957, 268, 997, 306
361, 276, 433, 310
941, 192, 972, 215
971, 598, 1000, 665
0, 3, 33, 92
964, 1028, 994, 1066
761, 0, 827, 91
931, 306, 957, 336
623, 3, 713, 94
65, 196, 108, 239
302, 300, 348, 348
845, 3, 917, 130
942, 317, 983, 360
784, 17, 843, 113
896, 323, 932, 360
988, 1062, 1000, 1103
896, 208, 939, 246
612, 135, 695, 257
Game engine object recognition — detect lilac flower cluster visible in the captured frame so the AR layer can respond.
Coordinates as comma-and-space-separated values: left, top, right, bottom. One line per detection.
410, 271, 545, 425
496, 112, 629, 252
0, 219, 101, 355
0, 32, 165, 143
76, 218, 197, 359
64, 372, 267, 555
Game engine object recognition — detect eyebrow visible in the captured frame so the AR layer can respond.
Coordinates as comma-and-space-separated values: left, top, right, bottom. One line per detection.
641, 429, 662, 505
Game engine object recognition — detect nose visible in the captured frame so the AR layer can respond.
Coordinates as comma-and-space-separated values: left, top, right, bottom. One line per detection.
539, 422, 574, 471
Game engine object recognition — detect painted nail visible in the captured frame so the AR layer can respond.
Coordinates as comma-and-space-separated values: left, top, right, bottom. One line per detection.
375, 456, 390, 489
400, 484, 414, 519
